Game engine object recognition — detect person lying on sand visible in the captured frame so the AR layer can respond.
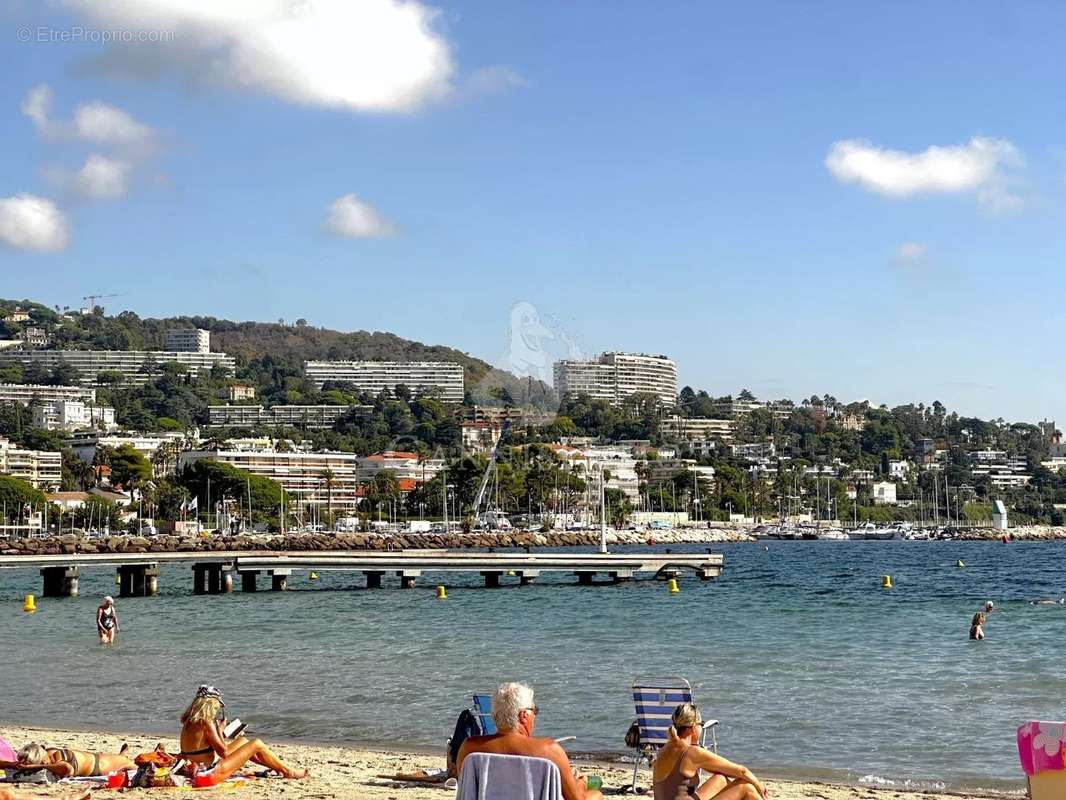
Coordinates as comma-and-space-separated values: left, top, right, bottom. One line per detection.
457, 682, 601, 800
652, 704, 767, 800
0, 787, 90, 800
178, 685, 308, 785
0, 742, 134, 778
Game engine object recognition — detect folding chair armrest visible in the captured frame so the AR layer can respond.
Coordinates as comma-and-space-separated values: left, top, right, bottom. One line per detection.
701, 719, 719, 730
554, 736, 577, 744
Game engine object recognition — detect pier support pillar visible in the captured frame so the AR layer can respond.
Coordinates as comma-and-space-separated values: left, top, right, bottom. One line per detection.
118, 564, 159, 597
397, 570, 421, 589
610, 570, 634, 584
192, 563, 230, 595
364, 571, 384, 589
41, 566, 79, 598
575, 571, 595, 586
241, 571, 259, 592
481, 571, 502, 588
518, 570, 539, 586
697, 568, 719, 581
270, 570, 290, 592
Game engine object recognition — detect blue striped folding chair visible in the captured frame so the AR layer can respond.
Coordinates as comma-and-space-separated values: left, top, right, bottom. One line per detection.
472, 693, 497, 735
629, 676, 718, 793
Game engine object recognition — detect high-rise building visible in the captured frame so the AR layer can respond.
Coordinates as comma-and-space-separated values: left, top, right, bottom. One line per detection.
0, 350, 235, 384
304, 360, 464, 403
553, 352, 677, 407
0, 383, 96, 405
165, 328, 211, 353
0, 437, 62, 489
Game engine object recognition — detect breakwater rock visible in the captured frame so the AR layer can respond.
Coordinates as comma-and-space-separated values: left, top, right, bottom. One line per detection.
1, 527, 751, 557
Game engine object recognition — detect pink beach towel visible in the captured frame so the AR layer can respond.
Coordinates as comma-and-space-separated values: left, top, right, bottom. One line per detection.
0, 734, 17, 763
1017, 722, 1066, 775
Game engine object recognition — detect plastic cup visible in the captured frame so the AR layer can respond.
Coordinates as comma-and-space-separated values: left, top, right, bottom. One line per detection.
107, 771, 127, 788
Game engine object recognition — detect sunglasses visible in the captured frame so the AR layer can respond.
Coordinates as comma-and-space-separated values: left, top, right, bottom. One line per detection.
523, 705, 540, 716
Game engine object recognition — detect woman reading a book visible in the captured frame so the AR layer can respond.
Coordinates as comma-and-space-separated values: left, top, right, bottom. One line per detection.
178, 685, 307, 784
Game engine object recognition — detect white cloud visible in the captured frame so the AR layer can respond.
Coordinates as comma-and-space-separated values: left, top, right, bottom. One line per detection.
21, 83, 157, 147
62, 0, 457, 112
45, 155, 131, 201
897, 242, 928, 261
0, 194, 69, 252
826, 136, 1023, 211
324, 194, 395, 239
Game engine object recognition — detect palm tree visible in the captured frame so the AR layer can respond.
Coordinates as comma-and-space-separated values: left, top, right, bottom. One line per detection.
319, 468, 336, 529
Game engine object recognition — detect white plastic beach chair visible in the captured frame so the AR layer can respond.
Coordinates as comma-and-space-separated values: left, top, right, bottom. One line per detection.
627, 675, 718, 794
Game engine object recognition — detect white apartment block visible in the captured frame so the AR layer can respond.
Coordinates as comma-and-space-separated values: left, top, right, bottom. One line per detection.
0, 437, 61, 490
554, 352, 677, 407
0, 350, 235, 384
65, 431, 194, 472
32, 400, 116, 432
0, 383, 96, 405
714, 398, 795, 419
179, 448, 364, 510
304, 360, 464, 403
661, 415, 735, 442
353, 451, 445, 483
732, 441, 776, 460
165, 328, 211, 353
888, 460, 912, 480
207, 404, 363, 429
576, 446, 640, 501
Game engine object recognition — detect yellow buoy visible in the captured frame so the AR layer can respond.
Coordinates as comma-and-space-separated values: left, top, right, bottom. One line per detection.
436, 585, 447, 600
115, 573, 121, 585
956, 560, 965, 568
668, 578, 680, 594
309, 571, 319, 581
23, 594, 36, 612
881, 575, 893, 589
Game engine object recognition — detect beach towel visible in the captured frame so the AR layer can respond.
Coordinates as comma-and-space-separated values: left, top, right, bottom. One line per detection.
455, 753, 561, 800
1017, 721, 1066, 774
0, 735, 16, 764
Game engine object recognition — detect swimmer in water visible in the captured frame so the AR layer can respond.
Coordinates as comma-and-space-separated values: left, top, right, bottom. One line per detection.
969, 612, 986, 640
96, 596, 119, 644
984, 601, 994, 614
1030, 598, 1065, 605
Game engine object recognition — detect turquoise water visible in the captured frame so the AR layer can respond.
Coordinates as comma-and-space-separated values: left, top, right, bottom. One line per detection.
1, 541, 1062, 793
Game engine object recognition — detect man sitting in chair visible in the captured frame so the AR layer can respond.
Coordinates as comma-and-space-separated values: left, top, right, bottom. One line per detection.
457, 682, 602, 800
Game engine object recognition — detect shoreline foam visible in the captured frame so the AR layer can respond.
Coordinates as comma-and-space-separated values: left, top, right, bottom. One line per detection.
0, 724, 1021, 799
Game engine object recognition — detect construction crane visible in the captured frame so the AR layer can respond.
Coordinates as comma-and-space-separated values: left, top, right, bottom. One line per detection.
471, 420, 511, 525
82, 292, 122, 312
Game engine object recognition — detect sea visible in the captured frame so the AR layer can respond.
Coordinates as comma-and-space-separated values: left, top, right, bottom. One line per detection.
1, 540, 1062, 794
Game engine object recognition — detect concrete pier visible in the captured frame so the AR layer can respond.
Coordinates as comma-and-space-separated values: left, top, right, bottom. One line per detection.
241, 571, 259, 592
117, 564, 159, 597
192, 563, 233, 595
364, 570, 384, 589
482, 571, 502, 588
397, 569, 420, 589
40, 566, 79, 597
518, 570, 539, 586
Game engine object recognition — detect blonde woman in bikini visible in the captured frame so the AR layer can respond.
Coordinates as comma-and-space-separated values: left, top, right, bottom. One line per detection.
652, 704, 767, 800
178, 686, 307, 786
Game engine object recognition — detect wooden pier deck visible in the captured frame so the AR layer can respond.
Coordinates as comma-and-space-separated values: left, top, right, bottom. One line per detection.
0, 549, 723, 596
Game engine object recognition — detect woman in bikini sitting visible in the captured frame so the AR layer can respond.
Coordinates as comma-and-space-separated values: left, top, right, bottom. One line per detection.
178, 685, 307, 785
0, 742, 134, 779
652, 704, 767, 800
96, 596, 119, 644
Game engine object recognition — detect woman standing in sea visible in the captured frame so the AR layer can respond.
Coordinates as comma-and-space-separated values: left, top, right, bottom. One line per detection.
96, 596, 119, 645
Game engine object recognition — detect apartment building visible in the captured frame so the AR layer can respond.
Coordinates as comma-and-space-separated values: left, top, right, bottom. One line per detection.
65, 431, 194, 472
226, 384, 256, 401
553, 352, 677, 407
713, 398, 795, 419
179, 447, 364, 510
207, 404, 365, 429
32, 400, 116, 432
0, 383, 96, 405
353, 451, 445, 483
661, 415, 735, 442
0, 437, 61, 490
304, 360, 464, 403
0, 350, 235, 384
165, 328, 211, 353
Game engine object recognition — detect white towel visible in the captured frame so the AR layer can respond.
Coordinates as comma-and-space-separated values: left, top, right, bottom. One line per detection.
455, 753, 562, 800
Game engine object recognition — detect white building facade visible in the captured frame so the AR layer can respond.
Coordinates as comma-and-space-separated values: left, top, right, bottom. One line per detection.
165, 328, 211, 353
304, 360, 464, 403
554, 352, 677, 407
0, 350, 235, 384
32, 400, 116, 432
0, 437, 62, 490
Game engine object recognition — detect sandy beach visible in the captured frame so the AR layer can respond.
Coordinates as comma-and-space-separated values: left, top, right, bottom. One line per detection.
0, 726, 1018, 800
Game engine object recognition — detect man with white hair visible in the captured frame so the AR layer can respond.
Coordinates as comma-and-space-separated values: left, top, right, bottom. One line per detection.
457, 682, 602, 800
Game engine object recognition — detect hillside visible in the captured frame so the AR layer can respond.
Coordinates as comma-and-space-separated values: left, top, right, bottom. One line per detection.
0, 298, 555, 408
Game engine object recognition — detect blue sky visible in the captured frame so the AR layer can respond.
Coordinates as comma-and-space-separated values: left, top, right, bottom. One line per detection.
2, 1, 1065, 422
